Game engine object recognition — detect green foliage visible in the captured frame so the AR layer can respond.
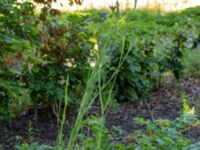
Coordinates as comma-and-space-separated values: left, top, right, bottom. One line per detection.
132, 99, 198, 150
0, 0, 96, 120
17, 142, 54, 150
75, 117, 112, 150
1, 0, 200, 121
158, 33, 187, 80
0, 1, 37, 120
0, 79, 30, 121
1, 2, 200, 150
32, 0, 83, 6
91, 7, 200, 101
184, 50, 200, 78
133, 117, 192, 150
23, 11, 95, 104
17, 99, 200, 150
108, 36, 158, 100
184, 142, 200, 150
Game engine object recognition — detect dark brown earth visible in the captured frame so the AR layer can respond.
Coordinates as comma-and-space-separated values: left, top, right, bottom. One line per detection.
0, 77, 200, 150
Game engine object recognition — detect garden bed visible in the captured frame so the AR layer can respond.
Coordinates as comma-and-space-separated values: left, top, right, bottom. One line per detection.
1, 77, 200, 150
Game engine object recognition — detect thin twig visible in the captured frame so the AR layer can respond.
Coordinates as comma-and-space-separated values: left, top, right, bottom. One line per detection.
144, 100, 155, 121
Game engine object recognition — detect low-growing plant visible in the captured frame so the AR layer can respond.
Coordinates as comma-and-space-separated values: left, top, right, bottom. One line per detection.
132, 99, 198, 150
17, 98, 200, 150
17, 142, 54, 150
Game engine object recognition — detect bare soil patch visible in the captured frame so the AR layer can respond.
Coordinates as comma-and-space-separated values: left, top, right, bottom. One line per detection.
0, 78, 200, 150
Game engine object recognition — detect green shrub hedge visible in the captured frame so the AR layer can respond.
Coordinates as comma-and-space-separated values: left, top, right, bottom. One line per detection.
0, 0, 200, 120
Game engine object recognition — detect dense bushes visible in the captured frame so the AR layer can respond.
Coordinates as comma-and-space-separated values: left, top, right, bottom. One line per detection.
0, 1, 96, 120
0, 1, 37, 120
93, 7, 199, 101
0, 0, 200, 120
1, 2, 200, 150
107, 36, 158, 100
23, 12, 96, 105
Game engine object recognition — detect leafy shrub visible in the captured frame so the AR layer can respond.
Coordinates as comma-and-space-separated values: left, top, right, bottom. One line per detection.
93, 7, 200, 101
0, 0, 96, 120
1, 1, 200, 122
108, 35, 158, 100
23, 12, 96, 105
0, 1, 37, 120
158, 33, 187, 80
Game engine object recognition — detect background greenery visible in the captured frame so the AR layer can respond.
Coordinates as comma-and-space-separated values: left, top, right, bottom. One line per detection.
0, 0, 200, 120
0, 1, 200, 149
